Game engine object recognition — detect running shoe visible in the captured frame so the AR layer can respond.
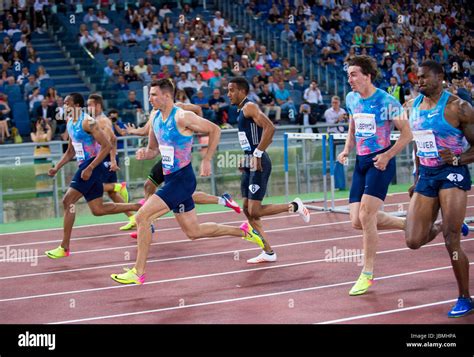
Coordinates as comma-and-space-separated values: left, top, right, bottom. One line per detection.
461, 222, 469, 237
240, 222, 266, 249
118, 182, 129, 203
349, 272, 374, 296
111, 267, 145, 285
222, 192, 241, 213
247, 251, 277, 264
45, 246, 69, 259
448, 297, 473, 318
130, 224, 155, 239
120, 214, 136, 231
292, 197, 310, 223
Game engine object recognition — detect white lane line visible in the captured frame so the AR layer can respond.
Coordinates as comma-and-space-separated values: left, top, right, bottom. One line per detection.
316, 299, 458, 324
2, 239, 472, 304
0, 210, 331, 248
1, 220, 355, 260
0, 230, 400, 280
48, 263, 473, 325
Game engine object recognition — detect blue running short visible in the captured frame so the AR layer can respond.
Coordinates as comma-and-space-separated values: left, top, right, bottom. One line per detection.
415, 164, 471, 198
156, 163, 197, 213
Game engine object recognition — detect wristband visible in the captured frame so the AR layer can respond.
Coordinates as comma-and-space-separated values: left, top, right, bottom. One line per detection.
253, 149, 264, 158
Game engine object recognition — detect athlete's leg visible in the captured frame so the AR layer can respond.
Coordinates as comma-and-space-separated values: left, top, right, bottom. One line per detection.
59, 187, 83, 251
439, 188, 470, 297
133, 194, 170, 275
405, 192, 441, 249
87, 197, 141, 216
107, 190, 133, 217
144, 178, 158, 200
243, 198, 275, 253
192, 191, 218, 204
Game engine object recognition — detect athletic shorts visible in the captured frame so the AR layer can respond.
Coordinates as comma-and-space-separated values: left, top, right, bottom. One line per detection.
415, 164, 472, 198
148, 159, 165, 186
349, 145, 395, 203
156, 163, 197, 213
102, 154, 119, 184
241, 152, 272, 201
70, 157, 107, 202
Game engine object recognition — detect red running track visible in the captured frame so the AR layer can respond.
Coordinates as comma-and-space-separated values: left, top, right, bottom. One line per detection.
0, 192, 473, 324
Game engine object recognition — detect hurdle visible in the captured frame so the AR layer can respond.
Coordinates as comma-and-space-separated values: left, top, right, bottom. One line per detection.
283, 132, 333, 211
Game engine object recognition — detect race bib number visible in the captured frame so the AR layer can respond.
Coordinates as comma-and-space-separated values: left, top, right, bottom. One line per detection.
238, 131, 252, 151
160, 145, 175, 168
354, 113, 376, 138
72, 141, 85, 161
413, 130, 439, 158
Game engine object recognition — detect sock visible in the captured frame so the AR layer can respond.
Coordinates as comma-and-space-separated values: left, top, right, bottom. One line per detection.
265, 250, 274, 255
362, 271, 373, 278
113, 183, 122, 192
218, 197, 226, 206
290, 202, 298, 212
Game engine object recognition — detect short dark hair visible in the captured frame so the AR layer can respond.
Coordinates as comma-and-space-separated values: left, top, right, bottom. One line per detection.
420, 60, 444, 78
348, 55, 379, 81
229, 76, 250, 94
69, 93, 84, 107
108, 109, 119, 116
150, 78, 175, 96
88, 93, 104, 108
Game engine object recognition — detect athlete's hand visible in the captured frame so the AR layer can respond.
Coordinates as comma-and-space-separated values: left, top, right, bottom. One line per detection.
337, 150, 349, 165
125, 123, 136, 135
136, 148, 147, 160
48, 167, 58, 177
81, 166, 93, 181
110, 162, 120, 172
373, 152, 390, 171
200, 158, 211, 176
439, 149, 457, 165
250, 156, 262, 172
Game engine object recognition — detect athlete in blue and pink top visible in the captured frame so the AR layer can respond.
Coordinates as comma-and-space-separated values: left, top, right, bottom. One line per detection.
405, 60, 474, 318
46, 93, 142, 260
338, 55, 413, 296
111, 79, 268, 285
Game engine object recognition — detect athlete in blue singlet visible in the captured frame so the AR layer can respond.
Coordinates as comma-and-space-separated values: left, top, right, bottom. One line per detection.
45, 93, 143, 259
338, 56, 413, 296
405, 61, 474, 318
228, 77, 310, 264
111, 79, 267, 285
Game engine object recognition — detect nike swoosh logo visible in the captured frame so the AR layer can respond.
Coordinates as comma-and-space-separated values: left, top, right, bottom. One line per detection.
427, 113, 437, 118
370, 105, 377, 108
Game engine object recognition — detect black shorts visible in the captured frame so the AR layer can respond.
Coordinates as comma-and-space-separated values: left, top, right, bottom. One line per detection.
415, 164, 471, 198
156, 163, 197, 213
102, 154, 119, 184
241, 152, 272, 201
148, 159, 165, 186
70, 157, 107, 202
349, 146, 396, 203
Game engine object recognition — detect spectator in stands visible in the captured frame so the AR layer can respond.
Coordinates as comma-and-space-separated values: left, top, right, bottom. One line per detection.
352, 26, 364, 48
0, 93, 11, 143
14, 34, 27, 53
111, 28, 123, 45
176, 72, 193, 91
326, 28, 342, 45
133, 58, 147, 76
113, 75, 129, 91
103, 38, 119, 54
159, 49, 175, 67
258, 83, 281, 123
200, 62, 215, 81
267, 4, 280, 25
79, 29, 97, 52
97, 10, 109, 24
320, 47, 336, 66
208, 52, 222, 71
275, 81, 296, 123
280, 23, 296, 43
104, 59, 115, 78
175, 89, 191, 104
122, 28, 137, 46
1, 36, 14, 62
23, 74, 39, 100
304, 80, 324, 106
192, 72, 208, 91
83, 7, 98, 23
177, 56, 191, 73
208, 88, 227, 125
297, 103, 316, 134
45, 87, 60, 107
16, 66, 30, 85
291, 75, 306, 92
158, 4, 172, 19
36, 98, 56, 135
387, 76, 404, 104
28, 86, 44, 112
303, 37, 317, 58
36, 65, 49, 82
140, 64, 153, 84
122, 90, 142, 112
324, 96, 347, 134
33, 0, 47, 33
147, 37, 162, 55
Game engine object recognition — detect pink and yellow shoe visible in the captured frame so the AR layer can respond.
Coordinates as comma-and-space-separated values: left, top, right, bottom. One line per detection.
111, 267, 145, 285
45, 246, 70, 259
221, 193, 241, 213
240, 222, 266, 249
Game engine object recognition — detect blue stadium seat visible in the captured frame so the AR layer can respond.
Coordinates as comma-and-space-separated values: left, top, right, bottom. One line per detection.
5, 85, 22, 105
12, 102, 30, 136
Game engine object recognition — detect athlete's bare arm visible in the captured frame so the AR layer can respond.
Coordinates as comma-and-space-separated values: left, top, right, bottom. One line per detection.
440, 97, 474, 165
176, 102, 203, 117
338, 113, 356, 164
97, 114, 118, 170
176, 109, 220, 176
48, 137, 75, 176
242, 102, 275, 151
136, 116, 160, 160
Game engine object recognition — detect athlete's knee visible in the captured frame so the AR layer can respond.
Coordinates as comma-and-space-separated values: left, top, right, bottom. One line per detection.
144, 179, 156, 193
90, 205, 106, 216
358, 204, 376, 226
443, 228, 461, 252
247, 205, 261, 219
350, 213, 362, 230
184, 227, 201, 240
406, 236, 423, 250
243, 205, 250, 218
135, 209, 152, 226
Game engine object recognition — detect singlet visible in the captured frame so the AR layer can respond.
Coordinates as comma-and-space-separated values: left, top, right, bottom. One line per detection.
153, 106, 193, 175
237, 98, 262, 155
409, 90, 465, 167
66, 112, 100, 164
346, 88, 403, 156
